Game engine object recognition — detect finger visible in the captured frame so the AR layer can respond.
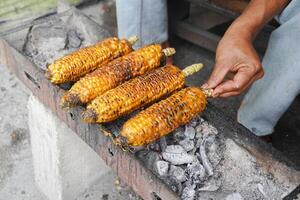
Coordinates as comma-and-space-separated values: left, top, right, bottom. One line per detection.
219, 91, 241, 97
216, 71, 264, 98
202, 63, 229, 89
213, 69, 263, 97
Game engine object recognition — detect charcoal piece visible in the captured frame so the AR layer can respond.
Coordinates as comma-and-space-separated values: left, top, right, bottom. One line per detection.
147, 142, 160, 152
136, 150, 161, 169
162, 145, 195, 165
199, 138, 214, 177
186, 161, 206, 185
159, 137, 167, 152
184, 125, 196, 140
161, 176, 182, 194
181, 182, 196, 200
169, 165, 187, 182
172, 127, 185, 142
187, 116, 199, 127
179, 139, 194, 152
154, 160, 169, 177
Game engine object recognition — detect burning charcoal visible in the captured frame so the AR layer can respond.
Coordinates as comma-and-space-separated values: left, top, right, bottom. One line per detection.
198, 178, 221, 192
169, 165, 187, 182
173, 127, 185, 142
199, 139, 214, 177
154, 160, 169, 177
225, 193, 244, 200
179, 139, 194, 152
186, 161, 206, 185
181, 182, 196, 200
184, 125, 196, 140
162, 145, 196, 165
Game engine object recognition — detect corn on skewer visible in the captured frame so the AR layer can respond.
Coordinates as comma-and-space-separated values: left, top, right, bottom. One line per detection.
60, 45, 176, 108
45, 36, 138, 84
82, 64, 203, 123
116, 87, 211, 147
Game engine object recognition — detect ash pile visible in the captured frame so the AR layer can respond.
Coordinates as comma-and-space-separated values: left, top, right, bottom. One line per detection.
136, 116, 292, 200
23, 6, 110, 71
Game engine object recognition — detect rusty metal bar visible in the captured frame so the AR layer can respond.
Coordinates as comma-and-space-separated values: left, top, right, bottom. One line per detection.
0, 39, 179, 200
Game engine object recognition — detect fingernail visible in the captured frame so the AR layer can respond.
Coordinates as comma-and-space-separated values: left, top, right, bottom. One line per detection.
201, 83, 208, 89
213, 92, 220, 98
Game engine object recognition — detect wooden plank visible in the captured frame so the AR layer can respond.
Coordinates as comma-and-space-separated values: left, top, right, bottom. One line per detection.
173, 20, 221, 52
0, 39, 179, 200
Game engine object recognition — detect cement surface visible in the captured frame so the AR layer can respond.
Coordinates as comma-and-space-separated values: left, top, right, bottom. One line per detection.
0, 61, 140, 200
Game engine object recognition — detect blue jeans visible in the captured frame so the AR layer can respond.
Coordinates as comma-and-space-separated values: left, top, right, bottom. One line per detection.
116, 0, 300, 136
237, 0, 300, 136
116, 0, 168, 48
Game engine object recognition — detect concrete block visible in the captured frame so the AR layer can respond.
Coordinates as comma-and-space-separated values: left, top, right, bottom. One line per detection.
27, 94, 110, 200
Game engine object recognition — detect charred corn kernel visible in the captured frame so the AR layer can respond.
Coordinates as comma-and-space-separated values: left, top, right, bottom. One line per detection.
60, 45, 176, 108
82, 64, 203, 123
45, 36, 138, 84
117, 87, 208, 147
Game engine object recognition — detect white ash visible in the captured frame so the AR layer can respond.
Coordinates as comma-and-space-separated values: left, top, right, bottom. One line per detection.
23, 7, 110, 71
136, 116, 294, 199
154, 160, 169, 177
162, 145, 196, 165
225, 193, 244, 200
169, 165, 187, 183
198, 177, 221, 192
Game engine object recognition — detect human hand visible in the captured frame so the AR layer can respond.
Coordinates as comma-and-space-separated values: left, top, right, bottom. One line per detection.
202, 34, 264, 98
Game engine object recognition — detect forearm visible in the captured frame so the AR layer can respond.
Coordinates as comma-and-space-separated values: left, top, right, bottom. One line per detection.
225, 0, 290, 41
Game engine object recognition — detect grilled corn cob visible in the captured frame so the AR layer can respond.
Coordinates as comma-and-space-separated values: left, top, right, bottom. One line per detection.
82, 64, 203, 123
60, 45, 176, 108
45, 36, 138, 84
117, 87, 211, 147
